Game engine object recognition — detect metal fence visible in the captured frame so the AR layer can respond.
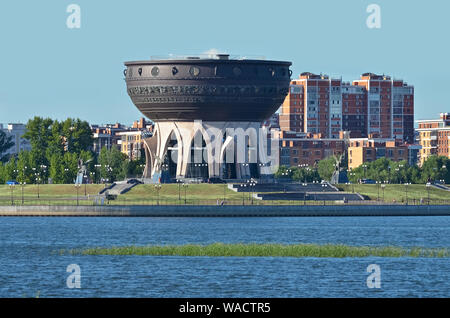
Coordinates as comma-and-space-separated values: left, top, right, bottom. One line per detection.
1, 196, 450, 206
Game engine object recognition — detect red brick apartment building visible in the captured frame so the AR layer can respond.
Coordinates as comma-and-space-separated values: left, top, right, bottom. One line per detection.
280, 73, 414, 143
353, 73, 414, 144
275, 130, 346, 167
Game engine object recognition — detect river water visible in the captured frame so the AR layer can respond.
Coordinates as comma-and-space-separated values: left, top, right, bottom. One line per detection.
0, 216, 449, 297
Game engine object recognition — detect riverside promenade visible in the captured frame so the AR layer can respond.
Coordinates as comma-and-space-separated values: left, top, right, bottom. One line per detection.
0, 204, 449, 217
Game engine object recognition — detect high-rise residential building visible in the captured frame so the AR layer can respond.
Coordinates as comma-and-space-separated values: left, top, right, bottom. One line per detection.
341, 83, 368, 139
279, 83, 304, 132
416, 113, 450, 165
353, 73, 414, 143
280, 72, 414, 143
295, 72, 336, 138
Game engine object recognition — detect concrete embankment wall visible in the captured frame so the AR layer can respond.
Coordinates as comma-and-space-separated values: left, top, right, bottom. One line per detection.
0, 205, 449, 217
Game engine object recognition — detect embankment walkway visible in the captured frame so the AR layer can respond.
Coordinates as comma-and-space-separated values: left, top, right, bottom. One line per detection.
0, 204, 449, 217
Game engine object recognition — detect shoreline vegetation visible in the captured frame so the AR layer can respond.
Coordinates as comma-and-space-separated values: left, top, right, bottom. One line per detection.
66, 243, 450, 258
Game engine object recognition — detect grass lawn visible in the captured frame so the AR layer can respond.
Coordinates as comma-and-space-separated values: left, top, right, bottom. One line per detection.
0, 183, 247, 205
336, 184, 450, 203
119, 184, 241, 202
0, 184, 104, 198
1, 183, 450, 205
0, 184, 104, 205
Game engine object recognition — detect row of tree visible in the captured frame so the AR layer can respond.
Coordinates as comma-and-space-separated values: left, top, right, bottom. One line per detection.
347, 156, 450, 184
274, 165, 321, 182
275, 155, 450, 184
0, 117, 145, 184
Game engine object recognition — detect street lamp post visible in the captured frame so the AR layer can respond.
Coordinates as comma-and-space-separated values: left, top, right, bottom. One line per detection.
176, 179, 181, 202
321, 183, 327, 205
20, 182, 26, 205
182, 183, 188, 204
398, 164, 404, 184
362, 164, 367, 179
36, 177, 41, 199
426, 182, 431, 205
90, 171, 95, 186
84, 175, 87, 196
10, 184, 15, 206
249, 179, 257, 205
442, 165, 447, 185
388, 166, 391, 184
349, 172, 355, 193
377, 181, 380, 201
154, 184, 162, 205
381, 184, 386, 202
40, 164, 47, 177
395, 168, 400, 184
240, 183, 247, 205
75, 184, 81, 206
404, 182, 410, 205
94, 164, 101, 184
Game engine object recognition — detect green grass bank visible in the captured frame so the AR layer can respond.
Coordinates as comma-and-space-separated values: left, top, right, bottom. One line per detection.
68, 243, 450, 258
1, 183, 450, 206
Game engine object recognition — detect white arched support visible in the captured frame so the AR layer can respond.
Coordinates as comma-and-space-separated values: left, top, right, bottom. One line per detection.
144, 121, 275, 180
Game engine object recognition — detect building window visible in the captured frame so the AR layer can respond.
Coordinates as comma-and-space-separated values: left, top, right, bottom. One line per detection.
189, 66, 200, 77
151, 66, 159, 77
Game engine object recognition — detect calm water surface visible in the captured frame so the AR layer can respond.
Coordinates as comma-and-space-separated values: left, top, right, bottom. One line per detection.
0, 216, 449, 297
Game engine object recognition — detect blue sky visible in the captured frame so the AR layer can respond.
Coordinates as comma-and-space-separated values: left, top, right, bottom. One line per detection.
0, 0, 449, 125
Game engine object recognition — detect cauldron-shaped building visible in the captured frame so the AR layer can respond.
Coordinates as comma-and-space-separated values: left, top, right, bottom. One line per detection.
124, 54, 292, 181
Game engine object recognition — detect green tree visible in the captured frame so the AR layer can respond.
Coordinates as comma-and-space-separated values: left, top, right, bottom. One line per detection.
0, 162, 5, 184
3, 157, 17, 182
275, 165, 321, 182
408, 165, 422, 184
274, 166, 293, 179
16, 151, 33, 183
46, 120, 64, 159
49, 153, 64, 184
62, 152, 79, 184
317, 157, 336, 181
98, 146, 127, 182
22, 117, 53, 166
421, 155, 450, 183
61, 118, 93, 154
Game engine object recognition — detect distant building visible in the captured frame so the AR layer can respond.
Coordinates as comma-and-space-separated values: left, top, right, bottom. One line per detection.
416, 113, 450, 165
117, 130, 147, 160
347, 137, 420, 170
275, 130, 346, 167
280, 72, 414, 143
131, 117, 153, 131
262, 113, 279, 129
90, 118, 153, 160
0, 123, 31, 157
353, 73, 414, 143
91, 123, 127, 154
279, 82, 305, 133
